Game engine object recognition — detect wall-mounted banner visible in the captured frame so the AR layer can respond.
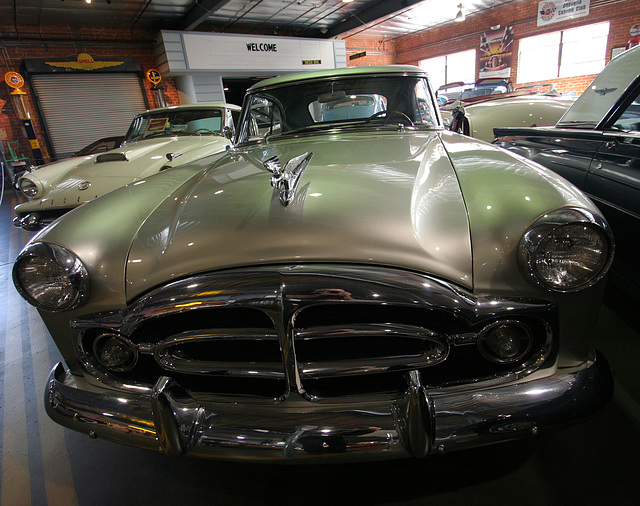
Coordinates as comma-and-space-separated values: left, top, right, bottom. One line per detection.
537, 0, 590, 27
479, 26, 513, 79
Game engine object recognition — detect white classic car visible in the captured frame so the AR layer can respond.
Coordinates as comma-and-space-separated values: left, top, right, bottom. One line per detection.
13, 102, 241, 230
13, 65, 614, 462
438, 80, 575, 142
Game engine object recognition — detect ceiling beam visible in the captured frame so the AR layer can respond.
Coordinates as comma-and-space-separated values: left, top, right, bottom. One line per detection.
324, 0, 425, 38
176, 0, 234, 31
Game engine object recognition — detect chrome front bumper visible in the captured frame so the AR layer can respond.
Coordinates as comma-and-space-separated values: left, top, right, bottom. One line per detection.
45, 355, 613, 462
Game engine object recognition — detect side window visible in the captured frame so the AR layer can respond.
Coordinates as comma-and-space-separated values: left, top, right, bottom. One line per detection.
414, 80, 437, 127
612, 89, 640, 133
243, 97, 282, 142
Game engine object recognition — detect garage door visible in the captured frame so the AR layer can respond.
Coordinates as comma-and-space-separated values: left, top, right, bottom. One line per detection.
31, 73, 148, 159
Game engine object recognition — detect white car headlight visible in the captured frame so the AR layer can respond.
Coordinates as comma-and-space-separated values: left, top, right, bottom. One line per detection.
19, 178, 39, 198
13, 243, 90, 311
519, 208, 614, 292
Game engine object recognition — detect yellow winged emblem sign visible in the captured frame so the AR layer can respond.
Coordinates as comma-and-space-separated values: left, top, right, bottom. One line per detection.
45, 53, 124, 71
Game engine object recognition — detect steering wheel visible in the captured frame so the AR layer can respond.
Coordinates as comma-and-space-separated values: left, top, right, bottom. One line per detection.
194, 128, 215, 135
366, 110, 414, 126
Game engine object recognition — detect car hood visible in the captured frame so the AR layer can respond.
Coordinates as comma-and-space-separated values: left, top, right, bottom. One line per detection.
34, 130, 597, 313
124, 131, 474, 299
21, 135, 230, 206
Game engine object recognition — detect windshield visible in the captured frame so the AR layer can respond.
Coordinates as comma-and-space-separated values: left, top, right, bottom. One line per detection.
236, 75, 440, 144
124, 108, 226, 142
437, 80, 511, 103
558, 47, 640, 129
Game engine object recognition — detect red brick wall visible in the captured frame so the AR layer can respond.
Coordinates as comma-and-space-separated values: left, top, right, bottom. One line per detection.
345, 38, 397, 66
0, 24, 180, 164
343, 0, 640, 94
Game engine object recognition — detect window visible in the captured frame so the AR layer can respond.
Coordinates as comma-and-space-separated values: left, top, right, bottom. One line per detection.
420, 49, 476, 90
612, 89, 640, 133
518, 22, 609, 84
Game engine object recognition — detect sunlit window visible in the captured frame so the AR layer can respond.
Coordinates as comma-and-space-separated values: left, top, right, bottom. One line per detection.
518, 22, 609, 84
420, 49, 476, 90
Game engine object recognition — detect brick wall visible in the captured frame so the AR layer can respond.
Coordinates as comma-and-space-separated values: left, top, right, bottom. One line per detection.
343, 0, 640, 94
0, 24, 180, 164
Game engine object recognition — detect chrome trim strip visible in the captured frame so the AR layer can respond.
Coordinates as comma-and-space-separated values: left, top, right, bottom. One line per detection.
45, 354, 613, 462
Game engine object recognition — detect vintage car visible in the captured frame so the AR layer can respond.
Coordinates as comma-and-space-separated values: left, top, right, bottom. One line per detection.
13, 102, 241, 231
495, 46, 640, 299
443, 92, 576, 142
439, 80, 575, 142
437, 78, 515, 105
13, 65, 614, 462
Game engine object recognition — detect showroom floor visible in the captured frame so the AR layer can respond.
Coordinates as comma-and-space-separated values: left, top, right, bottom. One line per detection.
1, 189, 639, 506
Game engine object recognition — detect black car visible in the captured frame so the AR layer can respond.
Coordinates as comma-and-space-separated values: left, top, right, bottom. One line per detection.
495, 46, 640, 298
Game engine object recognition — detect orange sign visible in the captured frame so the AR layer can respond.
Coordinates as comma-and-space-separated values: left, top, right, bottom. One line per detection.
5, 71, 25, 89
146, 69, 162, 85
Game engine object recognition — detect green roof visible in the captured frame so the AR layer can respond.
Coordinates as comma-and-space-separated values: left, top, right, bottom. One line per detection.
249, 65, 426, 91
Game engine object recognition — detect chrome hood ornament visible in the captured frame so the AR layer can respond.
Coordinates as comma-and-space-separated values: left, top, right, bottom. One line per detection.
263, 152, 313, 206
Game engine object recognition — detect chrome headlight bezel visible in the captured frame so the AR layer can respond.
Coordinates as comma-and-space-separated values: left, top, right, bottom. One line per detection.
13, 242, 90, 311
519, 208, 614, 292
18, 178, 40, 198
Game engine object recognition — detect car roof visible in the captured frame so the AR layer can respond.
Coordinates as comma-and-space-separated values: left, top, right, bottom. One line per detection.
137, 102, 242, 116
249, 65, 427, 91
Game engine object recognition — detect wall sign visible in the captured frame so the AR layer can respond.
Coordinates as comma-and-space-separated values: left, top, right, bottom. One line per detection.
537, 0, 590, 27
146, 69, 162, 85
5, 71, 25, 89
479, 26, 513, 79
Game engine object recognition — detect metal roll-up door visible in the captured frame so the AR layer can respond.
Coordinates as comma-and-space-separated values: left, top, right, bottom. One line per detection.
31, 73, 148, 159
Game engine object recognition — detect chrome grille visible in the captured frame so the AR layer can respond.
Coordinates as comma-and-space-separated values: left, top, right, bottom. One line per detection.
74, 265, 556, 400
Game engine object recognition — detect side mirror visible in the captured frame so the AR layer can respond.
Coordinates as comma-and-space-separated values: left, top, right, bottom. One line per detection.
223, 126, 233, 140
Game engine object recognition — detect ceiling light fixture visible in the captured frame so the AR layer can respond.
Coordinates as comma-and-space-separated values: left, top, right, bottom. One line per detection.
455, 4, 465, 22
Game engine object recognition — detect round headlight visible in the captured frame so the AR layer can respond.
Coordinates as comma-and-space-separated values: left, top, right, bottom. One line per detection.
19, 178, 39, 198
13, 242, 90, 311
92, 333, 138, 372
478, 321, 533, 364
520, 209, 613, 292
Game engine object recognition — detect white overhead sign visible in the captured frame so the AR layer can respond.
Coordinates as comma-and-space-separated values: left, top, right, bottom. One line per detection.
537, 0, 590, 26
159, 31, 343, 74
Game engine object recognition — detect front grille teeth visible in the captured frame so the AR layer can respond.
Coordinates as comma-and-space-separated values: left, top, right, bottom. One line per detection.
294, 323, 449, 379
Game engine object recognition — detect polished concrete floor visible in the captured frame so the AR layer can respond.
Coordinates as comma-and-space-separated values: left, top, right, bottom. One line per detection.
1, 188, 639, 506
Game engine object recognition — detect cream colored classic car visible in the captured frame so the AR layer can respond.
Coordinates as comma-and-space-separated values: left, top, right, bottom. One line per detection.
13, 103, 241, 230
13, 65, 614, 462
439, 81, 575, 142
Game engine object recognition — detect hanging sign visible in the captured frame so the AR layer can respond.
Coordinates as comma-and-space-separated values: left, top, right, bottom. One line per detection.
537, 0, 590, 27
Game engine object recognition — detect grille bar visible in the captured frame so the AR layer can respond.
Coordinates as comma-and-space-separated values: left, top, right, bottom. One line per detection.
154, 328, 284, 378
295, 323, 449, 378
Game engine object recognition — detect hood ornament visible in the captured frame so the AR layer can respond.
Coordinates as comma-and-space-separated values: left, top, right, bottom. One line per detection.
166, 152, 183, 162
263, 152, 313, 206
78, 181, 91, 191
